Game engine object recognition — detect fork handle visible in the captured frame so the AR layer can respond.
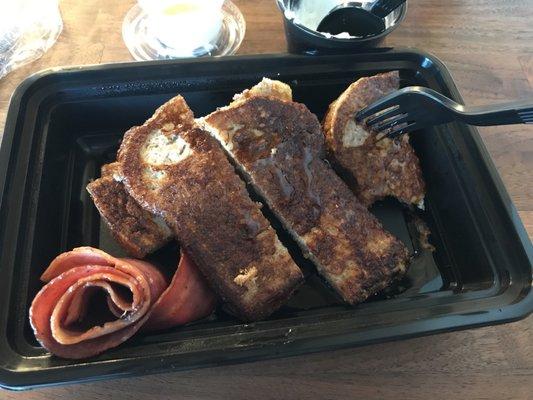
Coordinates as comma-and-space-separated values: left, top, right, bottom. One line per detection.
461, 99, 533, 126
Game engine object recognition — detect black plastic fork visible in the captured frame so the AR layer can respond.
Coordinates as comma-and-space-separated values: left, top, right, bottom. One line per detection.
355, 86, 533, 140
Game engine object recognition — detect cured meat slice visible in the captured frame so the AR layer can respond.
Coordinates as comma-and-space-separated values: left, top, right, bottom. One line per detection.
146, 251, 217, 330
30, 247, 215, 359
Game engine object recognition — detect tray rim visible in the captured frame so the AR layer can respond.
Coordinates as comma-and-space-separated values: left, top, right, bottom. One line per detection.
1, 47, 532, 390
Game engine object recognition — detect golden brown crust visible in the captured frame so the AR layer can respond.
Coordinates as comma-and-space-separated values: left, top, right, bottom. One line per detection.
86, 173, 172, 258
100, 162, 120, 178
205, 95, 409, 304
231, 77, 293, 105
323, 71, 425, 207
118, 95, 303, 321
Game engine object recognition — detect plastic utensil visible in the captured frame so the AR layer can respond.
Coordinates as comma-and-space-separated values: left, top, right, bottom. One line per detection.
357, 86, 533, 140
317, 0, 406, 36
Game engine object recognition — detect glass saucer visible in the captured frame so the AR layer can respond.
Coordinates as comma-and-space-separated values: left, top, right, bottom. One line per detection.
122, 0, 246, 60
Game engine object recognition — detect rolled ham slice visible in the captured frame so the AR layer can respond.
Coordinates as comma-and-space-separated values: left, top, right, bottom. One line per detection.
30, 247, 216, 359
146, 251, 217, 331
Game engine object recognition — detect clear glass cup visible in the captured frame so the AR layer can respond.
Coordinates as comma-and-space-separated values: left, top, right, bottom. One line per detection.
123, 0, 246, 60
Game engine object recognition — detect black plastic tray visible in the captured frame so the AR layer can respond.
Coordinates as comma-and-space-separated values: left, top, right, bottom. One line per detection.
1, 49, 531, 390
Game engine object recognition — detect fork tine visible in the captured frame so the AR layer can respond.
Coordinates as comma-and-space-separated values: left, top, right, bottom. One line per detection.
386, 121, 421, 138
372, 113, 409, 132
365, 106, 401, 127
355, 92, 401, 122
375, 121, 420, 142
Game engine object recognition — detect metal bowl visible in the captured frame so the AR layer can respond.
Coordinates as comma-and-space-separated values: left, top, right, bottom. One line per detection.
276, 0, 407, 54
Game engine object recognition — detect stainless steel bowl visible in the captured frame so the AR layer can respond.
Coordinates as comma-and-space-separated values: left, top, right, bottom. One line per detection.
276, 0, 407, 54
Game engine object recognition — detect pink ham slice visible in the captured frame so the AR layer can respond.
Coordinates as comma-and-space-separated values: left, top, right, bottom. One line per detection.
29, 247, 216, 359
146, 251, 217, 331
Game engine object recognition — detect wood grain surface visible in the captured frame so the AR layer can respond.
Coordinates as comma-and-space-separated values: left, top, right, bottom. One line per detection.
1, 0, 532, 399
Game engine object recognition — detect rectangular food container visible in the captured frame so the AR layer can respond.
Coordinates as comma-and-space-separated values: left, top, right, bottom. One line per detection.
0, 49, 531, 390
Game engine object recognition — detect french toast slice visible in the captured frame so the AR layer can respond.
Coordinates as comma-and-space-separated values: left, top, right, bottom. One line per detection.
118, 95, 303, 321
87, 162, 172, 258
203, 83, 409, 305
323, 71, 425, 207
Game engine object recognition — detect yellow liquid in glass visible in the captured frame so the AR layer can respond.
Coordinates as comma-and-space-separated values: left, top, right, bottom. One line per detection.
163, 3, 202, 15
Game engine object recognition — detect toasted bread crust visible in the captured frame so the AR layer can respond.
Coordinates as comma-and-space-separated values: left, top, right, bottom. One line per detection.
100, 162, 121, 178
118, 95, 303, 321
205, 94, 409, 304
323, 71, 425, 207
87, 171, 172, 258
232, 77, 293, 105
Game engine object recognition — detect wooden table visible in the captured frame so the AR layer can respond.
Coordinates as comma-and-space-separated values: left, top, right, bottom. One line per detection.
1, 0, 532, 398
